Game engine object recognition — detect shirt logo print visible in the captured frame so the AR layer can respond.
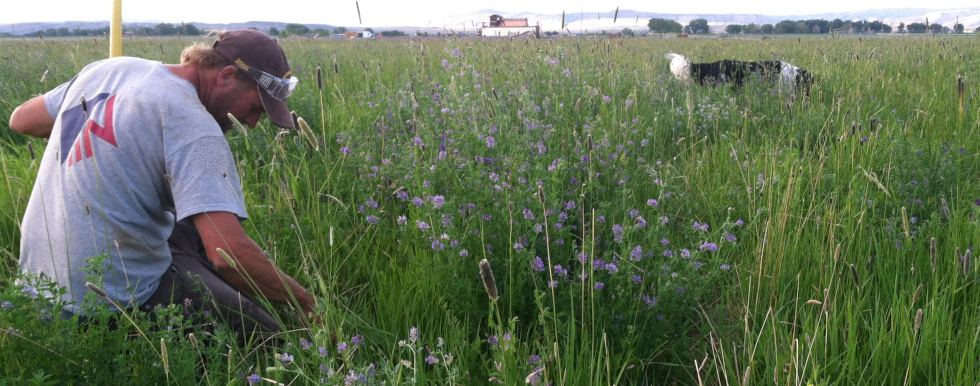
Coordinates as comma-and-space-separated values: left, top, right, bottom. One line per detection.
59, 93, 119, 166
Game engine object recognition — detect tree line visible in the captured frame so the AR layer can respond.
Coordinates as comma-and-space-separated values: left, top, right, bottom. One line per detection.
647, 17, 974, 34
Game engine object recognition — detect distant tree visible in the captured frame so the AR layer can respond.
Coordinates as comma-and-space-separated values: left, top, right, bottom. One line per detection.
954, 23, 964, 33
364, 27, 374, 33
284, 23, 310, 36
831, 18, 845, 31
775, 20, 797, 33
313, 28, 330, 36
743, 23, 760, 34
154, 23, 178, 36
761, 24, 774, 34
685, 18, 709, 34
379, 30, 406, 36
907, 22, 926, 33
269, 27, 280, 36
929, 23, 944, 33
725, 24, 742, 34
897, 22, 905, 33
647, 18, 682, 33
620, 28, 635, 36
332, 26, 347, 34
181, 23, 201, 35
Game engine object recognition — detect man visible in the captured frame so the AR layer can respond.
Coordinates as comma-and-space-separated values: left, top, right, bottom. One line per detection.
8, 30, 317, 338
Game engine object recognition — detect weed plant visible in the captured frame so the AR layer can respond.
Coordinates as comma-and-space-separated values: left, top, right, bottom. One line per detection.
0, 34, 978, 384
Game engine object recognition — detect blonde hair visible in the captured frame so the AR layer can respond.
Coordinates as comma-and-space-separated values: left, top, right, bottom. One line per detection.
180, 30, 249, 82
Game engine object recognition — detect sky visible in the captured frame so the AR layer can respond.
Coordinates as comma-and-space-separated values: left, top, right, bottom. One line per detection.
2, 0, 978, 26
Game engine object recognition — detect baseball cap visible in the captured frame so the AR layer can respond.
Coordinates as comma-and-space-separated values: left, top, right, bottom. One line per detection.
213, 29, 297, 129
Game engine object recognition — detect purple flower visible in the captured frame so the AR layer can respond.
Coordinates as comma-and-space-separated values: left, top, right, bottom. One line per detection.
337, 342, 349, 352
659, 216, 669, 225
413, 137, 424, 147
409, 326, 418, 343
432, 195, 445, 208
300, 338, 312, 350
486, 136, 496, 148
647, 199, 658, 207
366, 215, 379, 224
248, 374, 261, 384
612, 224, 624, 243
318, 346, 328, 357
523, 208, 535, 220
681, 249, 691, 258
661, 238, 669, 246
276, 353, 294, 366
699, 242, 719, 252
693, 261, 704, 270
594, 282, 604, 290
632, 275, 642, 284
629, 209, 639, 218
630, 245, 643, 261
635, 216, 647, 228
426, 355, 439, 364
340, 147, 352, 155
459, 249, 469, 257
1, 301, 12, 311
412, 197, 424, 207
351, 334, 365, 345
720, 264, 732, 270
397, 215, 407, 225
528, 354, 541, 365
724, 232, 737, 242
488, 336, 498, 346
396, 191, 409, 201
416, 220, 430, 230
432, 240, 445, 250
532, 256, 545, 271
554, 265, 567, 277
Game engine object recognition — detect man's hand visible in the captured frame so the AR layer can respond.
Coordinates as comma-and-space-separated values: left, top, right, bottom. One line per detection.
193, 212, 319, 322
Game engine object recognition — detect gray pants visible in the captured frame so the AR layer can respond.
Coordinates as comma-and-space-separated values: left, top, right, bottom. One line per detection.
140, 220, 282, 339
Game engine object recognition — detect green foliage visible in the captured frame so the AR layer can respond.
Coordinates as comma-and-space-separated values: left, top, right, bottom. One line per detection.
647, 18, 682, 33
685, 18, 710, 34
1, 35, 979, 385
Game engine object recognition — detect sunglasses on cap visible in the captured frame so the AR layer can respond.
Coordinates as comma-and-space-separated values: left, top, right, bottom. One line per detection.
233, 58, 298, 101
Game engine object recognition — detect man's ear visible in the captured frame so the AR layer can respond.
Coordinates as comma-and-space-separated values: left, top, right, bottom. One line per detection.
218, 65, 239, 85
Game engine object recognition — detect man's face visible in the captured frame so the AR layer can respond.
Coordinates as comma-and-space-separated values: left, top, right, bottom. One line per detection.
209, 68, 265, 132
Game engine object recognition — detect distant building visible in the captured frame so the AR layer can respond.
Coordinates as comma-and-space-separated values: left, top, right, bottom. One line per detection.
342, 31, 374, 39
479, 14, 540, 38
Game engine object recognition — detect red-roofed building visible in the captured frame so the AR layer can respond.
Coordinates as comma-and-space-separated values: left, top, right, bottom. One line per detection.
480, 14, 540, 38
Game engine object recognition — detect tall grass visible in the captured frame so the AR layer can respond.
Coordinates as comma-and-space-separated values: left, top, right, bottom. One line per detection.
0, 34, 978, 384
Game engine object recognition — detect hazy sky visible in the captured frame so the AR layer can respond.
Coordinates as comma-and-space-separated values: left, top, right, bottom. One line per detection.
2, 0, 978, 26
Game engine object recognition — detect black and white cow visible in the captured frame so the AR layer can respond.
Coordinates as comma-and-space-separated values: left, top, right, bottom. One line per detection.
665, 53, 813, 94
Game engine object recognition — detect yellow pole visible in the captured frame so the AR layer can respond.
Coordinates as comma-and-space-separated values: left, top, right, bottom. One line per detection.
109, 0, 122, 57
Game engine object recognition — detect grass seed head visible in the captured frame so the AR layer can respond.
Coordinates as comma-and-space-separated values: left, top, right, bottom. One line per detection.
316, 65, 323, 91
479, 259, 499, 301
84, 281, 108, 299
227, 113, 247, 137
930, 237, 936, 273
216, 247, 237, 269
849, 264, 860, 289
914, 308, 923, 332
297, 117, 320, 151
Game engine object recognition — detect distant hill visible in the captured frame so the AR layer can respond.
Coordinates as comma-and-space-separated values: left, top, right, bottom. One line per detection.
4, 7, 978, 36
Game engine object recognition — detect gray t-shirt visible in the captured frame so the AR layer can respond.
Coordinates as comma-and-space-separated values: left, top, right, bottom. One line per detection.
19, 57, 248, 314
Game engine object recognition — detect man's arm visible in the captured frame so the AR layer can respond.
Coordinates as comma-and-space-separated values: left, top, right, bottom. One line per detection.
192, 211, 317, 318
10, 95, 55, 138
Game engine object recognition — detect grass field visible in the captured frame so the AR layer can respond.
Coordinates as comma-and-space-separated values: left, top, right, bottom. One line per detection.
0, 34, 978, 385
